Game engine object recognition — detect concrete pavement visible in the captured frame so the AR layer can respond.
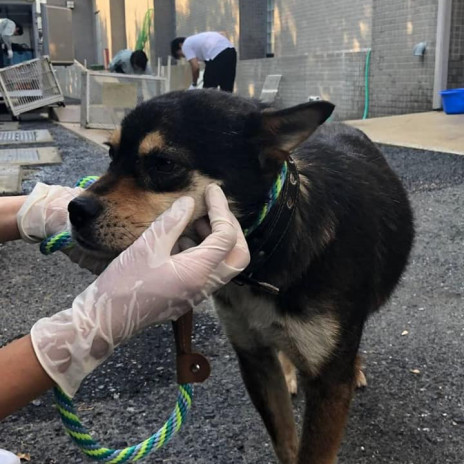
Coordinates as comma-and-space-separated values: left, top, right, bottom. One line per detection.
347, 111, 464, 156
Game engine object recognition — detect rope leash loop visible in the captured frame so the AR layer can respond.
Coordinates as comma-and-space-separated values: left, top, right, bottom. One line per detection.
53, 384, 193, 463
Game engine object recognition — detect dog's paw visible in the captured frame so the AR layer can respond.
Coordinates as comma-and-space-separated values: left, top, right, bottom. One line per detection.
278, 351, 298, 396
286, 373, 298, 396
355, 367, 367, 389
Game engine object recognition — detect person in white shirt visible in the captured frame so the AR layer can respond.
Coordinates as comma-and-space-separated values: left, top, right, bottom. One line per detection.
0, 18, 23, 66
171, 31, 237, 92
109, 49, 152, 75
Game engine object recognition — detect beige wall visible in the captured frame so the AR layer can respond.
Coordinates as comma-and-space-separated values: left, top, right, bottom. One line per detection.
175, 0, 240, 48
273, 0, 373, 56
124, 0, 153, 50
94, 0, 154, 65
94, 0, 111, 62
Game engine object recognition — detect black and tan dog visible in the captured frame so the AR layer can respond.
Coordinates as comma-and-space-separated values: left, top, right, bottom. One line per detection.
68, 89, 414, 464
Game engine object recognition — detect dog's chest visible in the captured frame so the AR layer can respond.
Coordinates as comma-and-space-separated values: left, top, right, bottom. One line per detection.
213, 283, 284, 350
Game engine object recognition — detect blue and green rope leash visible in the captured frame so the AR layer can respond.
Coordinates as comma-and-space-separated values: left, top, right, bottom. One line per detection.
41, 176, 193, 462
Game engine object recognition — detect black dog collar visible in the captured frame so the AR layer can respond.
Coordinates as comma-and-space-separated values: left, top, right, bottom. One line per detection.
234, 157, 300, 294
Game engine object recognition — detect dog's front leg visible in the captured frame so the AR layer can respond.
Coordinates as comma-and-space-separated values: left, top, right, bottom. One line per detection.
297, 368, 355, 464
235, 345, 299, 464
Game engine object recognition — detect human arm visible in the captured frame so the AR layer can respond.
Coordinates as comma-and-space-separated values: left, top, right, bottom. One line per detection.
0, 335, 55, 419
188, 58, 200, 86
0, 185, 249, 417
0, 195, 26, 243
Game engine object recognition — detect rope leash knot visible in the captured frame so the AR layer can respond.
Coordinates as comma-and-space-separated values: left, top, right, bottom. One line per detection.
41, 176, 195, 462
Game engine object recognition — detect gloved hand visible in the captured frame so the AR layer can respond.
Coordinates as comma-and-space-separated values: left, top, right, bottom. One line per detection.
30, 184, 250, 397
16, 182, 109, 274
188, 83, 198, 90
7, 49, 13, 60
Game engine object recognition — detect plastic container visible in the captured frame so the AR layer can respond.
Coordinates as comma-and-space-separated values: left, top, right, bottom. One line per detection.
440, 88, 464, 114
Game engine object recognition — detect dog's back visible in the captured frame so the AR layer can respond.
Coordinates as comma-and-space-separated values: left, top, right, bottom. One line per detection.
294, 122, 414, 313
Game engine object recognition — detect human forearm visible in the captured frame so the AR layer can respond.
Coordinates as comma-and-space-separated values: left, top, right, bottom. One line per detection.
0, 335, 55, 420
0, 196, 26, 243
189, 59, 200, 85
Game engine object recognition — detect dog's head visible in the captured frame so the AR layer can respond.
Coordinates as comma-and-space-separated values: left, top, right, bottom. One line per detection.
69, 89, 333, 257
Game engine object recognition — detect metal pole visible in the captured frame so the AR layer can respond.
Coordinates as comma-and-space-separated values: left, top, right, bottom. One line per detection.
432, 0, 452, 109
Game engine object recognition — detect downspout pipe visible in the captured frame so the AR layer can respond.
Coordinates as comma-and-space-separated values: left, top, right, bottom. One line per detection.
362, 48, 371, 120
433, 0, 452, 109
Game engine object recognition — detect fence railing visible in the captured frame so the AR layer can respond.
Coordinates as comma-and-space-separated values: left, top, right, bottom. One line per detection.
80, 70, 168, 129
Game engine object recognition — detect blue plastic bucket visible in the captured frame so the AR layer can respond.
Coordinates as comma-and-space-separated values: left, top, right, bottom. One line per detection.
440, 88, 464, 114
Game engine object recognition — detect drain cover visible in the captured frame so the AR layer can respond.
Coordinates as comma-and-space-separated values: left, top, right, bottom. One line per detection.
0, 147, 61, 165
0, 130, 53, 145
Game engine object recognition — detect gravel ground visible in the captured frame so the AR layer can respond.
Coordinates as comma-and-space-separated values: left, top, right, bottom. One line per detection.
0, 119, 463, 464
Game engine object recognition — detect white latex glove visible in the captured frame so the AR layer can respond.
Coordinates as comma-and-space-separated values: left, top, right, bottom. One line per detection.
17, 182, 82, 243
16, 182, 109, 274
188, 84, 198, 90
7, 49, 13, 60
31, 184, 250, 397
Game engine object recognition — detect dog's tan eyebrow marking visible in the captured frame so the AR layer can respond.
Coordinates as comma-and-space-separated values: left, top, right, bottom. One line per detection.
139, 131, 165, 155
107, 128, 121, 148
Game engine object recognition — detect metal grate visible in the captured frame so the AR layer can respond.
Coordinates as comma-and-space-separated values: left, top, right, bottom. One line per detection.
0, 148, 40, 162
0, 147, 61, 165
0, 130, 53, 144
0, 57, 64, 117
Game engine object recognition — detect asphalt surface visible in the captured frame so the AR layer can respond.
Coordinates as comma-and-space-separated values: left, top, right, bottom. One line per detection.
0, 119, 463, 464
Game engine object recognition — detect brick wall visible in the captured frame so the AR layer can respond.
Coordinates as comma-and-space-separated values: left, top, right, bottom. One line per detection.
236, 50, 367, 120
447, 0, 464, 89
369, 1, 438, 117
273, 0, 372, 55
175, 0, 240, 47
170, 0, 446, 118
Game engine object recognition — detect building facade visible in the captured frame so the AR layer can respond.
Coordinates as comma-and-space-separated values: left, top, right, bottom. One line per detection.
152, 0, 462, 120
46, 0, 462, 120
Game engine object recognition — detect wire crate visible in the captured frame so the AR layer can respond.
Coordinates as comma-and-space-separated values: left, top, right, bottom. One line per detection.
80, 70, 169, 129
0, 56, 64, 117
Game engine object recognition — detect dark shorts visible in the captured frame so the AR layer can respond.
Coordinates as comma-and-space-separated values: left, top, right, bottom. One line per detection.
203, 47, 237, 92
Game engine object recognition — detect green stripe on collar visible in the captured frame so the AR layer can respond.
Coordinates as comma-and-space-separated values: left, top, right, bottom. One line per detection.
244, 161, 288, 236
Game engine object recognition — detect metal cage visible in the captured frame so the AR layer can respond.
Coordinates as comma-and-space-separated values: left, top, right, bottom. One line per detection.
80, 70, 169, 129
0, 56, 64, 117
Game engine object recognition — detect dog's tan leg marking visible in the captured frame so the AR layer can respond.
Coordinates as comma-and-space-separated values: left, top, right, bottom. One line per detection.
355, 354, 367, 389
298, 377, 355, 464
278, 351, 298, 396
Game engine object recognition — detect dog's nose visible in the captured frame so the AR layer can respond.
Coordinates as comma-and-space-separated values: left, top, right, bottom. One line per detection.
68, 196, 102, 230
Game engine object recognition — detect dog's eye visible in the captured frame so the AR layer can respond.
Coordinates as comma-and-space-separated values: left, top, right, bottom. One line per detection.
153, 158, 174, 173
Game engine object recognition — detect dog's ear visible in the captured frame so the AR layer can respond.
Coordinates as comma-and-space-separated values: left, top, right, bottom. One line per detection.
260, 101, 334, 154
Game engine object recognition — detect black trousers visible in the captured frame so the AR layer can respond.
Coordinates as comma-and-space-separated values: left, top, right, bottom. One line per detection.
203, 47, 237, 92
